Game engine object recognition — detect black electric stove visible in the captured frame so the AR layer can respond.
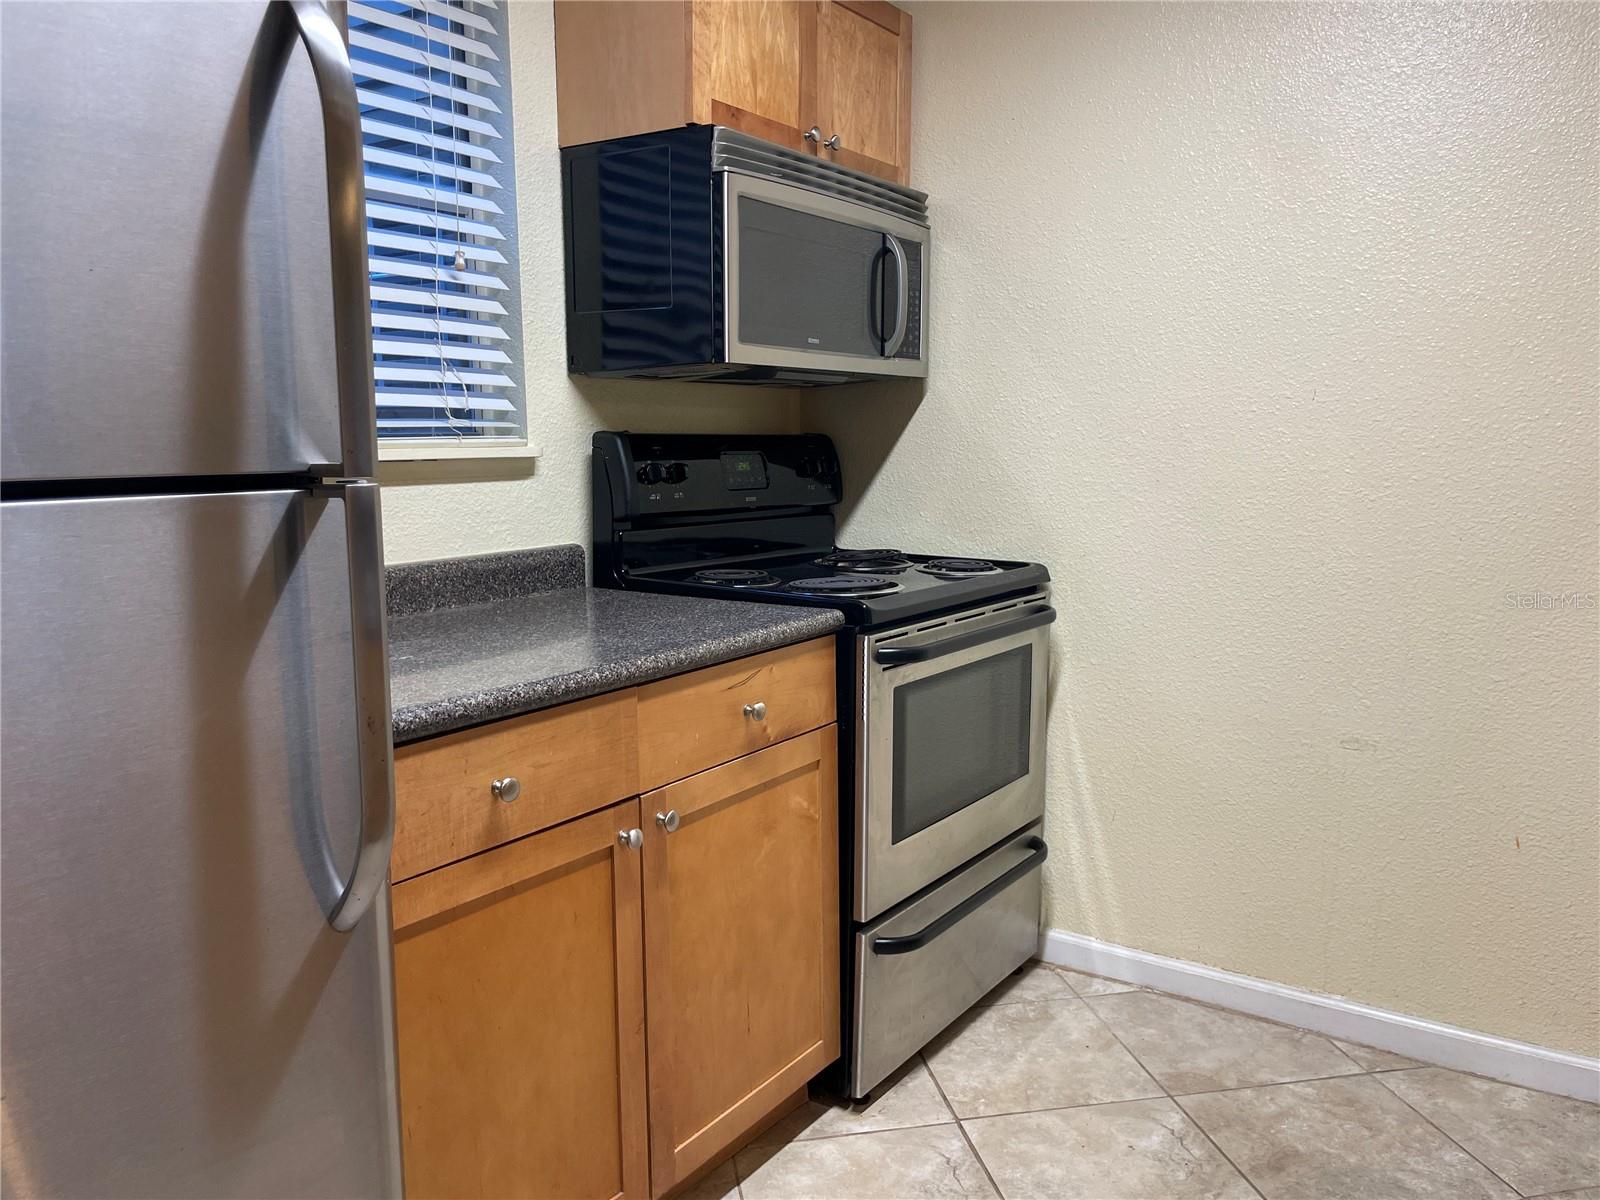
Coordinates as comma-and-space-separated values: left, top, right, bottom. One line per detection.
594, 430, 1055, 1103
591, 432, 1049, 627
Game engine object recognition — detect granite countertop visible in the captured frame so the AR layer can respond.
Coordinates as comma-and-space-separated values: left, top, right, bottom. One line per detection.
386, 545, 843, 743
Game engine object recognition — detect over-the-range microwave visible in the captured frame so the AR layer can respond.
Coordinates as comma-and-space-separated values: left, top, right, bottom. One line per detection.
561, 125, 929, 385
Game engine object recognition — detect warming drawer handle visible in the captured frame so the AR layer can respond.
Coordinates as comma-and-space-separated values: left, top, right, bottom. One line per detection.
870, 837, 1048, 957
873, 605, 1056, 667
286, 0, 377, 480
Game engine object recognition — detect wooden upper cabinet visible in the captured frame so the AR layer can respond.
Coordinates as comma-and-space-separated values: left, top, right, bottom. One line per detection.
691, 0, 816, 152
814, 1, 912, 183
554, 0, 913, 184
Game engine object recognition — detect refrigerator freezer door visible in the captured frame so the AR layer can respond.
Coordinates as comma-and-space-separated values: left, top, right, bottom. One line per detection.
1, 2, 348, 481
0, 492, 401, 1199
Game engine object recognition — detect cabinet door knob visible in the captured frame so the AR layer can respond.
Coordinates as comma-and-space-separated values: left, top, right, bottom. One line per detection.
743, 701, 767, 722
655, 809, 680, 833
804, 125, 821, 143
490, 776, 521, 804
823, 133, 842, 151
617, 828, 643, 850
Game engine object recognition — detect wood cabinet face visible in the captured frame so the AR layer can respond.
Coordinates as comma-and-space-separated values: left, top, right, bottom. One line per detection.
691, 0, 816, 150
392, 801, 649, 1200
814, 1, 911, 183
636, 637, 836, 792
554, 0, 912, 183
640, 727, 841, 1195
391, 690, 639, 883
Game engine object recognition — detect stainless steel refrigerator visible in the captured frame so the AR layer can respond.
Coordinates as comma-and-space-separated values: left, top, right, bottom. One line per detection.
1, 3, 401, 1195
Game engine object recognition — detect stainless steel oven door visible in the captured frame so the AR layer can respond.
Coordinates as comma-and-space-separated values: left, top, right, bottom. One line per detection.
855, 593, 1053, 921
722, 172, 929, 378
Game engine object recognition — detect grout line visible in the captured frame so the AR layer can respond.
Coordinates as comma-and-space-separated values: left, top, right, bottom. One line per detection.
1038, 960, 1145, 1000
921, 1052, 1005, 1199
1326, 1037, 1368, 1072
1369, 1072, 1527, 1197
772, 1117, 967, 1145
1078, 989, 1269, 1200
1068, 967, 1583, 1110
1168, 1066, 1426, 1100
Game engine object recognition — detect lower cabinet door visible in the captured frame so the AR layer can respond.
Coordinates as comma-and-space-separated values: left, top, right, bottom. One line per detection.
641, 726, 841, 1196
391, 799, 649, 1200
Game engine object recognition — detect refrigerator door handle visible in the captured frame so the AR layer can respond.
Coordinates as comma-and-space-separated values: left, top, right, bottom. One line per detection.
328, 479, 395, 932
286, 0, 378, 481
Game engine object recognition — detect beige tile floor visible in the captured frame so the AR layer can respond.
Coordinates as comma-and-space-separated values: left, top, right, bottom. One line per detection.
681, 962, 1600, 1200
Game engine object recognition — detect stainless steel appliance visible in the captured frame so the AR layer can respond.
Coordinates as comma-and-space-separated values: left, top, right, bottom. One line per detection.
592, 433, 1052, 1099
0, 4, 400, 1196
563, 127, 930, 384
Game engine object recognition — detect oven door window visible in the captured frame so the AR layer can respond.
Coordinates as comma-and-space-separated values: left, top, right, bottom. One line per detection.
736, 198, 884, 357
891, 646, 1033, 843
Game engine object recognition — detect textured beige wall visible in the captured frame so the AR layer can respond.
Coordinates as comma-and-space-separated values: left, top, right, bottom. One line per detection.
809, 2, 1600, 1055
379, 2, 806, 564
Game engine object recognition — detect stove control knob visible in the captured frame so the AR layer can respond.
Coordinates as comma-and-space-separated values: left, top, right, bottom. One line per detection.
664, 462, 688, 485
637, 461, 666, 485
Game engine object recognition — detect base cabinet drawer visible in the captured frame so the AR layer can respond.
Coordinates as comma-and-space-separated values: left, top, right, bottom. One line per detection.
392, 690, 639, 882
637, 637, 836, 791
641, 726, 841, 1196
392, 799, 650, 1200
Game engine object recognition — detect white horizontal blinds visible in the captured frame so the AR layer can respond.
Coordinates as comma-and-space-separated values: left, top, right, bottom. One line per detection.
348, 0, 522, 441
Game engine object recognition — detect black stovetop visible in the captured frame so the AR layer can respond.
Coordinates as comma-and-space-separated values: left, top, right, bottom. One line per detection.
591, 432, 1051, 629
620, 547, 1048, 628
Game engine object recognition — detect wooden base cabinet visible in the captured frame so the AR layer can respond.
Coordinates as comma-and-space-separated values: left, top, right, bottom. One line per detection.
391, 800, 650, 1200
641, 727, 840, 1196
389, 640, 841, 1199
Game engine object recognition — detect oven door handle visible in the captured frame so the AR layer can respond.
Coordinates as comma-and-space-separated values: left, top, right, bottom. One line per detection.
871, 837, 1048, 956
873, 604, 1055, 666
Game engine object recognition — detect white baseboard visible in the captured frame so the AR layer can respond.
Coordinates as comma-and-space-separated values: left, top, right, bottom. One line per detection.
1039, 928, 1600, 1104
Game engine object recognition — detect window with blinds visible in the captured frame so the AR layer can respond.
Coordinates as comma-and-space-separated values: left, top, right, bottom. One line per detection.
346, 0, 524, 448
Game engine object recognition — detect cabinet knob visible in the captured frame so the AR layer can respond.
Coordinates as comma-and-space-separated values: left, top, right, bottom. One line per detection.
823, 133, 842, 151
804, 125, 821, 143
617, 828, 643, 850
655, 809, 680, 833
743, 701, 767, 722
490, 776, 521, 804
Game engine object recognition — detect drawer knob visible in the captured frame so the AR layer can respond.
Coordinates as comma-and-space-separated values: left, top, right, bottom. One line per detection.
490, 776, 521, 804
655, 809, 680, 833
804, 125, 821, 143
743, 701, 767, 722
617, 828, 643, 850
823, 133, 842, 151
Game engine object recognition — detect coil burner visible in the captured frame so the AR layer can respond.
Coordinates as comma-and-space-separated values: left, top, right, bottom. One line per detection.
915, 558, 1002, 578
692, 568, 782, 587
784, 574, 903, 597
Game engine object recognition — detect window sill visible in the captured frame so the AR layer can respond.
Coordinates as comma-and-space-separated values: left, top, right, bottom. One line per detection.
378, 439, 541, 463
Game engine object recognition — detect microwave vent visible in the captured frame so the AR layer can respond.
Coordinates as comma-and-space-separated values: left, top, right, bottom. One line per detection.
710, 127, 929, 226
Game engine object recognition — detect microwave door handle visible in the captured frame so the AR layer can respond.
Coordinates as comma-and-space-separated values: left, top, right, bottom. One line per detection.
873, 603, 1056, 666
883, 233, 910, 357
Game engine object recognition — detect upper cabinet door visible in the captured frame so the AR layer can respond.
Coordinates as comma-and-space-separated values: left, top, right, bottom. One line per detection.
814, 1, 913, 184
690, 0, 817, 152
0, 2, 345, 482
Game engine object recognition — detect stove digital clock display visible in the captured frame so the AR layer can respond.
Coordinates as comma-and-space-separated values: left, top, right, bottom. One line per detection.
720, 450, 769, 490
